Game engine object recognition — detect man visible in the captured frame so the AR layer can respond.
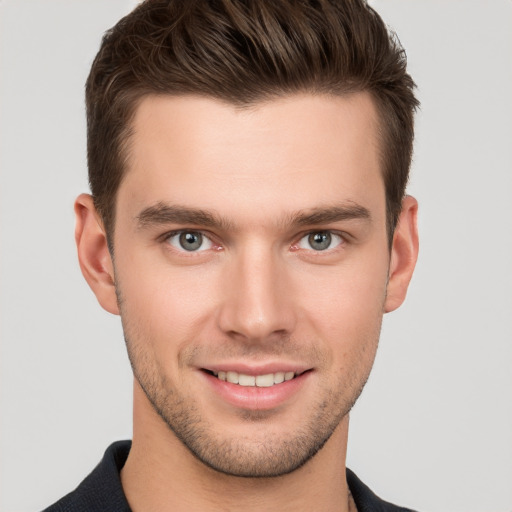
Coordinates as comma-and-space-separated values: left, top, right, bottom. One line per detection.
44, 0, 419, 510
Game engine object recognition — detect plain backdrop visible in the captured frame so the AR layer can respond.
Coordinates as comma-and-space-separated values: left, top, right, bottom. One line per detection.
1, 1, 511, 511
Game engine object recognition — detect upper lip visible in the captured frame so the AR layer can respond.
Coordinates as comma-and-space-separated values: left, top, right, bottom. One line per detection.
200, 362, 312, 376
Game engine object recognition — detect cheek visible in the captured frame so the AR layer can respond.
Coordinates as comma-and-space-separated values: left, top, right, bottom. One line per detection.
300, 255, 387, 319
295, 257, 388, 363
114, 253, 220, 345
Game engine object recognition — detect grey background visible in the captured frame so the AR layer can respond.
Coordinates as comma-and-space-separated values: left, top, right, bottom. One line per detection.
1, 1, 511, 511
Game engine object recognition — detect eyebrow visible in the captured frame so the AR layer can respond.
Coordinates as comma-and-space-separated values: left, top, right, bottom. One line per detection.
136, 202, 234, 231
289, 203, 371, 227
136, 201, 371, 231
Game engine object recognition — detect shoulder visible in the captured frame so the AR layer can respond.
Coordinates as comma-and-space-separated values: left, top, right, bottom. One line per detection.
347, 468, 418, 512
41, 441, 132, 512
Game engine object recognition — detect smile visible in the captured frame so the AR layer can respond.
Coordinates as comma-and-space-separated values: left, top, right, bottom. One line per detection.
201, 367, 312, 410
210, 370, 297, 387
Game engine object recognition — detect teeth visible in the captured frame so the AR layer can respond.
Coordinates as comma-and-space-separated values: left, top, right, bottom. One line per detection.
226, 371, 239, 384
239, 374, 256, 386
255, 374, 274, 387
273, 372, 285, 384
213, 370, 297, 387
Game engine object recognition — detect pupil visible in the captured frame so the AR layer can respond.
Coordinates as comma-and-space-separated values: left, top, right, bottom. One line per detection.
309, 232, 331, 251
179, 232, 202, 251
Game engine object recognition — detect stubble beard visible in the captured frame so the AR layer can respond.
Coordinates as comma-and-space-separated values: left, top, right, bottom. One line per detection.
116, 273, 381, 479
123, 330, 377, 479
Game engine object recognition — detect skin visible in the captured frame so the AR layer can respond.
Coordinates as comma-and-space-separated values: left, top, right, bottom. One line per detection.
75, 92, 418, 512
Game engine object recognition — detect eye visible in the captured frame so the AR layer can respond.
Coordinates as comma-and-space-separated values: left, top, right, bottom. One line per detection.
166, 231, 213, 252
297, 231, 344, 251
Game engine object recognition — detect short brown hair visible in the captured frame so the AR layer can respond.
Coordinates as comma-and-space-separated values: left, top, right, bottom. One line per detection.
86, 0, 419, 245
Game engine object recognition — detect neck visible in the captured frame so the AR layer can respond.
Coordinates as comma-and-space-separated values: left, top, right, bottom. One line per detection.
121, 381, 353, 512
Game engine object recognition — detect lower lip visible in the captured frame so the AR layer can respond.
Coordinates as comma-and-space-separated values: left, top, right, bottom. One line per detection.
201, 371, 311, 410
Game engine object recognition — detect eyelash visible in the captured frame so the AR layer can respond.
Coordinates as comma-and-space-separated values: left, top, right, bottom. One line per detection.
163, 230, 218, 253
294, 231, 345, 252
161, 229, 347, 255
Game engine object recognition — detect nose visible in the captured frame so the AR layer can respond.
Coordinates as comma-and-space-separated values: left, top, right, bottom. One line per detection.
216, 244, 297, 343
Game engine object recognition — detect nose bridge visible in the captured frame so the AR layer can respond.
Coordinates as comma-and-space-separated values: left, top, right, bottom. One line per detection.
217, 240, 296, 341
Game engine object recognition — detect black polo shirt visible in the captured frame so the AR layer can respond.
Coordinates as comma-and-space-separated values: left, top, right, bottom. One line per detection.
42, 441, 416, 512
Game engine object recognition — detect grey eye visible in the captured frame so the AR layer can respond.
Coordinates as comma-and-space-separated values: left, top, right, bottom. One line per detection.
297, 231, 344, 251
308, 232, 332, 251
167, 231, 212, 252
180, 232, 203, 251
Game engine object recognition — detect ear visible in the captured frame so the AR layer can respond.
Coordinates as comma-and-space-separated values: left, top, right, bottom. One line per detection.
384, 195, 419, 313
75, 193, 120, 315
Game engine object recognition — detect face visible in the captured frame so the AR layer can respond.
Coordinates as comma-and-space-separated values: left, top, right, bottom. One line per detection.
105, 93, 393, 477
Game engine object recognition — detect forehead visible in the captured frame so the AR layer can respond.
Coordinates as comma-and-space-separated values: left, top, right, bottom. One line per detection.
119, 93, 384, 227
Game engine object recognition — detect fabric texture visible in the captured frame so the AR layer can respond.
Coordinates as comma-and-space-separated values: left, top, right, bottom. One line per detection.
42, 440, 417, 512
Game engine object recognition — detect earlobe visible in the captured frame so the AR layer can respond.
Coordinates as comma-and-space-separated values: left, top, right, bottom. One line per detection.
384, 195, 419, 313
74, 193, 120, 315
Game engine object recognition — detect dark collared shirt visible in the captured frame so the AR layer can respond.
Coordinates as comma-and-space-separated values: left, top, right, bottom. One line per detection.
42, 441, 417, 512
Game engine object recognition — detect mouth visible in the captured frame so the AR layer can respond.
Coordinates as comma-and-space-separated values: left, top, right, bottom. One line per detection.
202, 369, 307, 388
200, 366, 313, 410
